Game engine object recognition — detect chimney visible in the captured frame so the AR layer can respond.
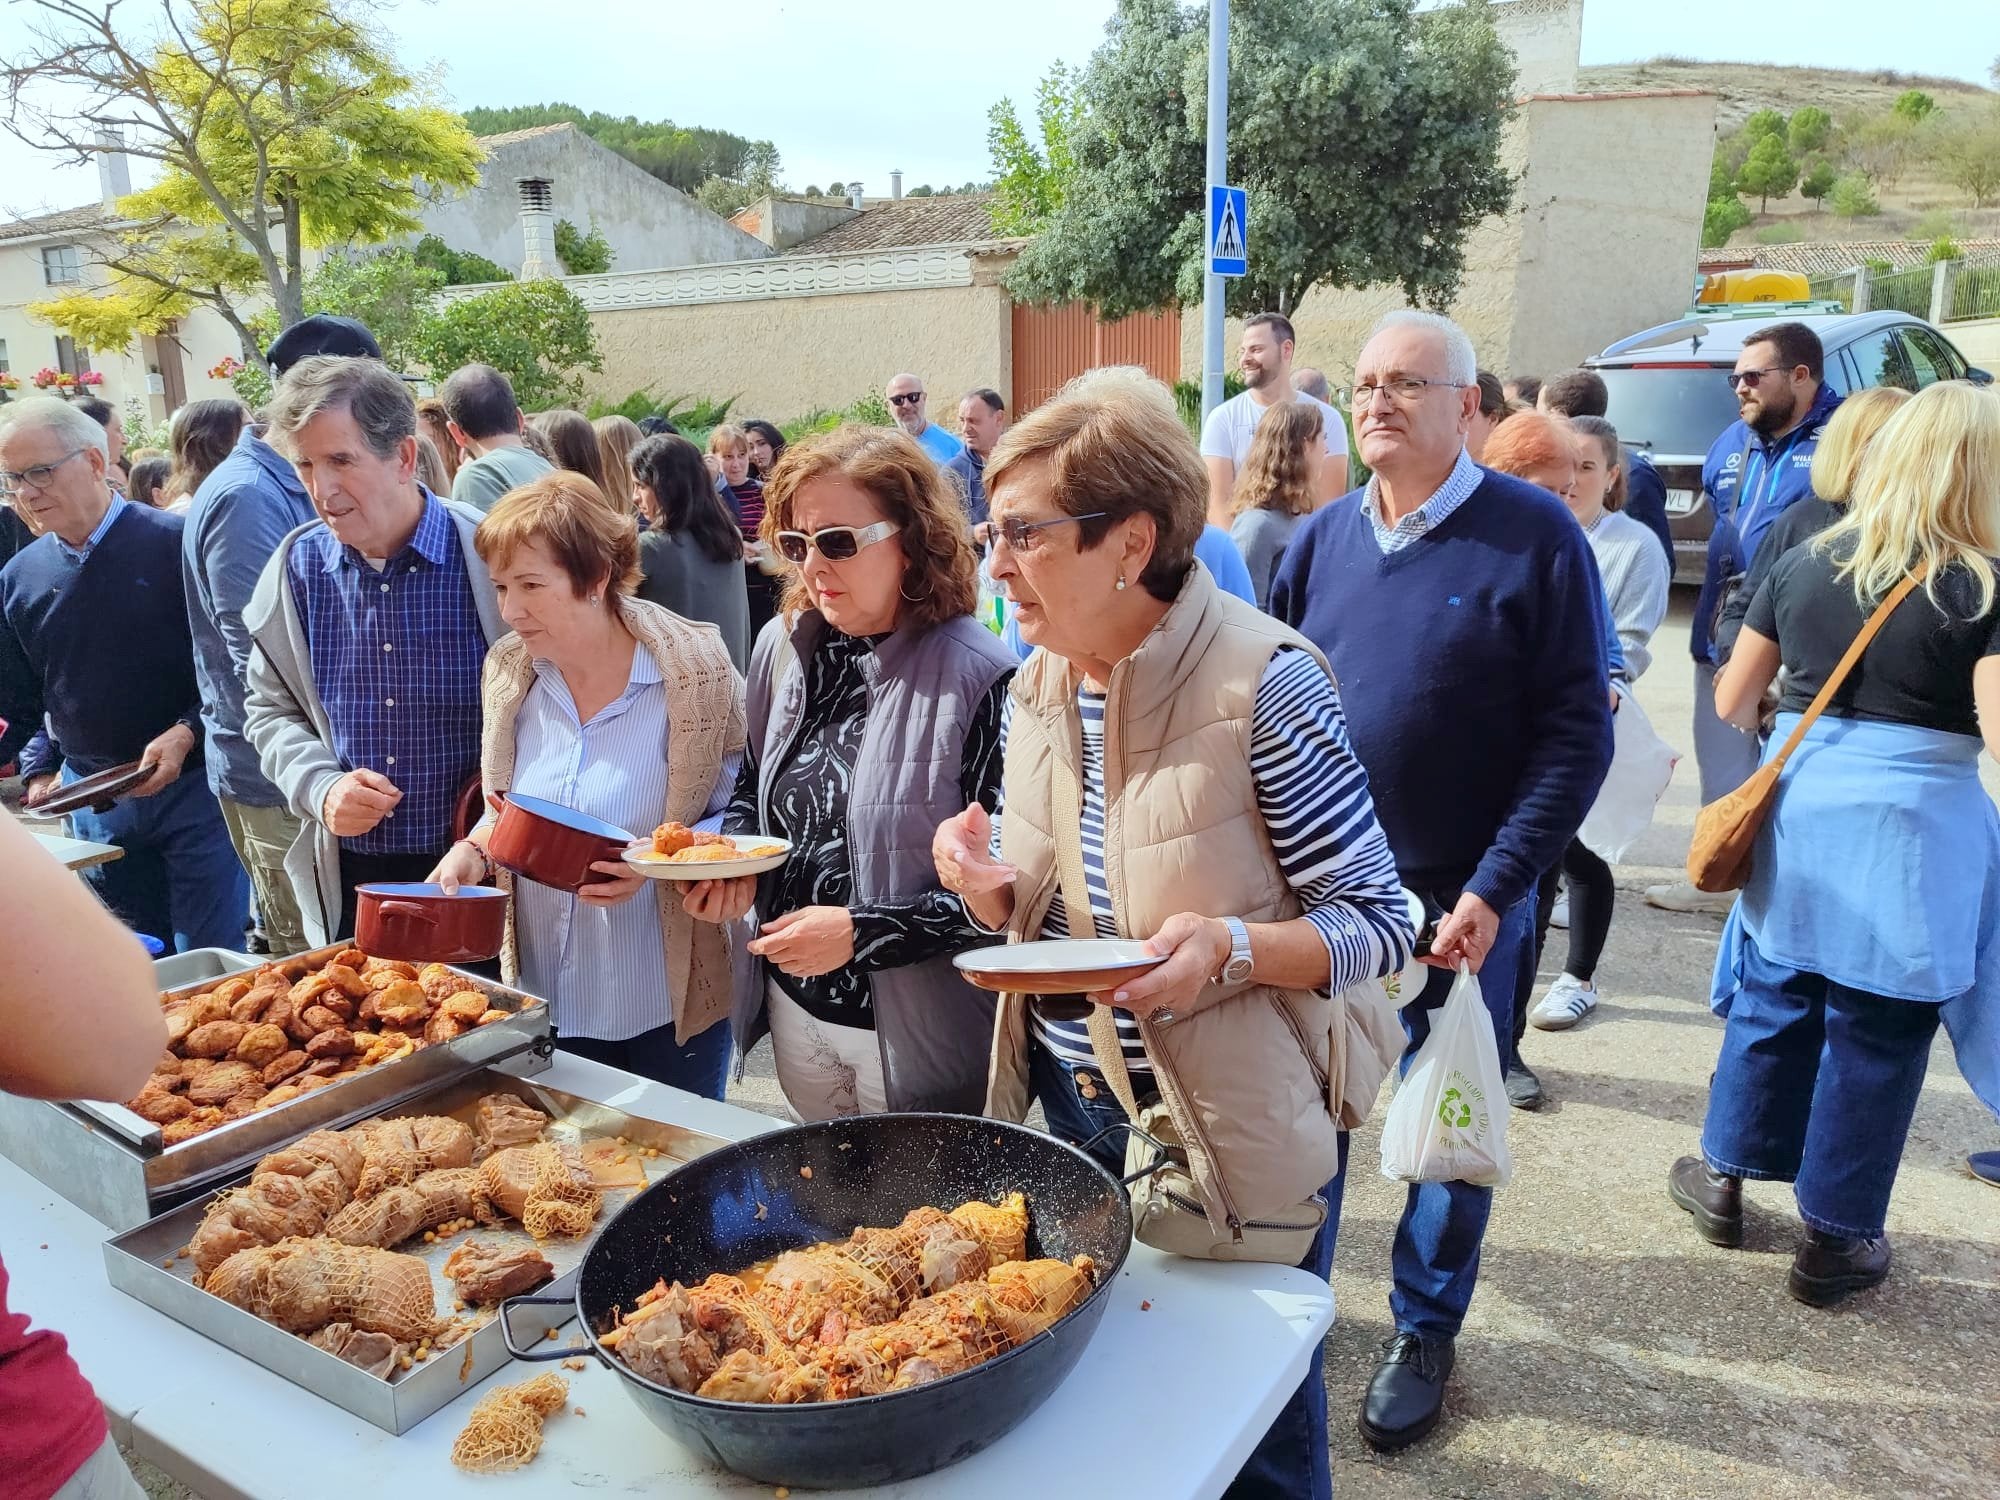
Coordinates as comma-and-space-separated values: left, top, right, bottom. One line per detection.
848, 182, 864, 211
517, 177, 557, 280
95, 128, 131, 207
890, 170, 903, 200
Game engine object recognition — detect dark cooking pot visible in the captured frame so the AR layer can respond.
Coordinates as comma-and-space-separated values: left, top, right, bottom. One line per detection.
353, 881, 507, 964
500, 1112, 1156, 1490
484, 792, 635, 894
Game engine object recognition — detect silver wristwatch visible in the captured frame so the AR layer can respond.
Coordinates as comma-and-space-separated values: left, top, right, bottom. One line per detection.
1216, 917, 1254, 984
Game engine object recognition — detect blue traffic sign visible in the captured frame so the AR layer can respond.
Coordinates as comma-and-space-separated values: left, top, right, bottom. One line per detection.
1208, 184, 1247, 277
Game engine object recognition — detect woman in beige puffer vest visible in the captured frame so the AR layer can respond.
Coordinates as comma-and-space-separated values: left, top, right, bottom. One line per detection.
933, 367, 1414, 1500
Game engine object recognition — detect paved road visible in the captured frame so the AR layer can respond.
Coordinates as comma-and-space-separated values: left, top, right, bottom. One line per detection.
1321, 596, 1999, 1500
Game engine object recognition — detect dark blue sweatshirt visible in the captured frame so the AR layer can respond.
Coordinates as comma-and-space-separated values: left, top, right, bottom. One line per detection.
0, 502, 203, 777
1270, 470, 1614, 915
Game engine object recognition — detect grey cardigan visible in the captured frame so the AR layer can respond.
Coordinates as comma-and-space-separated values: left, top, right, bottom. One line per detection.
731, 609, 1017, 1112
242, 500, 507, 946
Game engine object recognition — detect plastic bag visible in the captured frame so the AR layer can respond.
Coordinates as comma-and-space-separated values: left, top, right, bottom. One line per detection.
1577, 685, 1679, 865
1378, 963, 1513, 1187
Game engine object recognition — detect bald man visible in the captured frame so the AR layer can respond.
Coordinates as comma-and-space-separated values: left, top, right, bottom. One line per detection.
885, 372, 965, 464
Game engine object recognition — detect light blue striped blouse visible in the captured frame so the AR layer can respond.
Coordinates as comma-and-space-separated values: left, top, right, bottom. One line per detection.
502, 650, 737, 1042
997, 647, 1412, 1073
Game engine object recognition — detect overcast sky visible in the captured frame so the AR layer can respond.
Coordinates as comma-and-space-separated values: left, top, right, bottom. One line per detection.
2, 0, 1995, 221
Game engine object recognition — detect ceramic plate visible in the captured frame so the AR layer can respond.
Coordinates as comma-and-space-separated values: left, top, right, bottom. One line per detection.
623, 834, 793, 882
953, 939, 1165, 994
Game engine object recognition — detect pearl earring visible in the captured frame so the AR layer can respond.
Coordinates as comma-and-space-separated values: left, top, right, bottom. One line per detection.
1115, 574, 1127, 592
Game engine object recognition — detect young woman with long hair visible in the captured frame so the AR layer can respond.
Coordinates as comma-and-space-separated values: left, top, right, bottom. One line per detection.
1227, 401, 1324, 610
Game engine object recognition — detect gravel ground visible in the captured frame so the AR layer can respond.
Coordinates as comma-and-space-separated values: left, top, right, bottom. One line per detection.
115, 599, 2000, 1498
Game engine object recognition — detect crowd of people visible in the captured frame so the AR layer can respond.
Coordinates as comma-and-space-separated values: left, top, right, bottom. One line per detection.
2, 295, 1997, 1500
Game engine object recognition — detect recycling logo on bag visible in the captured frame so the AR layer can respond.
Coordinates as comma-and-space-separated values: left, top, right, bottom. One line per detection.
1433, 1070, 1489, 1144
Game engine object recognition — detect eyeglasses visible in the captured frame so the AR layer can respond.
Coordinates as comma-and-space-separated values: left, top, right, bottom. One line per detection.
1727, 366, 1787, 390
1350, 378, 1463, 407
773, 519, 903, 564
991, 511, 1108, 553
888, 392, 924, 408
0, 447, 89, 496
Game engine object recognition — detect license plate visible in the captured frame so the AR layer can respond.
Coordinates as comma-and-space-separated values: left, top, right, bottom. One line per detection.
1665, 487, 1698, 515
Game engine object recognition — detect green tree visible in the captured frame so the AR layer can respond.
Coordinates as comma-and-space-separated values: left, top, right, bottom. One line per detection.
8, 0, 481, 361
1799, 159, 1838, 209
300, 250, 444, 369
1008, 0, 1514, 319
1702, 193, 1752, 248
1893, 89, 1936, 123
694, 177, 756, 219
1736, 133, 1799, 212
411, 235, 514, 286
553, 219, 613, 275
1828, 174, 1881, 219
407, 280, 601, 409
1787, 106, 1833, 156
1934, 110, 2000, 209
1742, 107, 1788, 143
986, 61, 1087, 237
741, 141, 781, 197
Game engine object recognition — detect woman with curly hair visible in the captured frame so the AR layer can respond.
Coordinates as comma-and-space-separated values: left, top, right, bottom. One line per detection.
682, 426, 1017, 1119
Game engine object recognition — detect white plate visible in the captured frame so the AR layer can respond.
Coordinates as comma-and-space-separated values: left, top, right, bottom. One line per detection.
952, 939, 1165, 994
623, 834, 792, 882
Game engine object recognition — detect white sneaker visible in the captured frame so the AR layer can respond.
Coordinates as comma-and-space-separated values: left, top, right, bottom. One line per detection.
1530, 973, 1599, 1031
1548, 892, 1570, 929
1643, 880, 1736, 916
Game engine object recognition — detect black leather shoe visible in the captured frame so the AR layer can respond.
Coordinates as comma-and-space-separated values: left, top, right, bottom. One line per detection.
1358, 1331, 1455, 1452
1668, 1156, 1742, 1247
1504, 1059, 1545, 1111
1788, 1229, 1890, 1306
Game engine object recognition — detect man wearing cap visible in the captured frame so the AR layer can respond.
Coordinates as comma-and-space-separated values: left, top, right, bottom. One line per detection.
176, 322, 352, 956
243, 354, 504, 945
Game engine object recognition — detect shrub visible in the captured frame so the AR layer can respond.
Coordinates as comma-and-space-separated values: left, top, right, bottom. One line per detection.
1913, 208, 1968, 241
554, 219, 613, 276
411, 235, 514, 287
409, 281, 602, 409
1928, 235, 1964, 263
1755, 223, 1805, 245
1702, 194, 1753, 248
1828, 175, 1881, 219
1800, 160, 1838, 209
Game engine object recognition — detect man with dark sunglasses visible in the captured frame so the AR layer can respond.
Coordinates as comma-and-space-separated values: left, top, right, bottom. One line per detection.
885, 372, 965, 465
1649, 320, 1841, 916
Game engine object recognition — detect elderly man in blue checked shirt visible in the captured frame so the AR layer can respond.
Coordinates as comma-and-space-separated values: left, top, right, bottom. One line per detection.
243, 356, 506, 946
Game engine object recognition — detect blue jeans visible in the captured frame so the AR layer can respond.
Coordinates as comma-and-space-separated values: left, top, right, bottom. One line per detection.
1029, 1042, 1338, 1500
1328, 893, 1533, 1340
65, 766, 248, 954
559, 1018, 733, 1101
1701, 933, 1941, 1239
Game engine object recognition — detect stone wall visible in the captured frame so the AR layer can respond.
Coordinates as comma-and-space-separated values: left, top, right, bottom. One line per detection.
579, 248, 1012, 421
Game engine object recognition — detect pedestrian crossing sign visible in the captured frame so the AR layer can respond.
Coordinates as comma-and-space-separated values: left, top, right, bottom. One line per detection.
1209, 184, 1247, 277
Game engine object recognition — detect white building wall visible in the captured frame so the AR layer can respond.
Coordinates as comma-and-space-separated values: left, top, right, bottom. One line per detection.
1492, 0, 1583, 95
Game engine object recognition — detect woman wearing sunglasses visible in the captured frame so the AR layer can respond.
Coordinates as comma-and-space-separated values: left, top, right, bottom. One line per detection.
931, 367, 1414, 1500
682, 426, 1016, 1120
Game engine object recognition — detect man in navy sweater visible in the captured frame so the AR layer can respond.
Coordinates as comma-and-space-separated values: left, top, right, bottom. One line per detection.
1272, 311, 1613, 1452
0, 398, 247, 951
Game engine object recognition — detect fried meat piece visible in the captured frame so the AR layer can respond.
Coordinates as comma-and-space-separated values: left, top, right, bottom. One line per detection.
443, 1238, 555, 1304
471, 1093, 548, 1160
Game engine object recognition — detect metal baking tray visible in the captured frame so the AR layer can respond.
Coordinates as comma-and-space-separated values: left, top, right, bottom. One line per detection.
103, 1069, 725, 1434
152, 946, 264, 991
0, 945, 553, 1230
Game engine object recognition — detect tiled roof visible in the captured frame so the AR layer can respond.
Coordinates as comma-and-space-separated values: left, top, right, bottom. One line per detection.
0, 203, 114, 243
786, 195, 1003, 255
474, 123, 576, 149
1698, 238, 2000, 277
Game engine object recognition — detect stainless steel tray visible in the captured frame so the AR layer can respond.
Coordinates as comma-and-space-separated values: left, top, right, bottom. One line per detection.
0, 945, 553, 1230
103, 1069, 725, 1434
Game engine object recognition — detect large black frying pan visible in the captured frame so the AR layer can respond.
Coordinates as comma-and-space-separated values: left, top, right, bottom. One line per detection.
500, 1111, 1149, 1489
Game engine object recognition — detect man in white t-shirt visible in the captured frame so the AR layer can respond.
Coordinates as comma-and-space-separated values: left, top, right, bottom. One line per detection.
1199, 312, 1350, 525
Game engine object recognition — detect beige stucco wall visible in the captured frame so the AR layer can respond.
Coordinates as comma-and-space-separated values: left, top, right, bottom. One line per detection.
1938, 315, 2000, 370
587, 280, 1011, 422
1506, 92, 1717, 374
1493, 0, 1583, 95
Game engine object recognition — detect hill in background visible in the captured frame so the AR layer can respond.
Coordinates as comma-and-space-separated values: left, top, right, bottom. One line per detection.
1578, 58, 1991, 129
